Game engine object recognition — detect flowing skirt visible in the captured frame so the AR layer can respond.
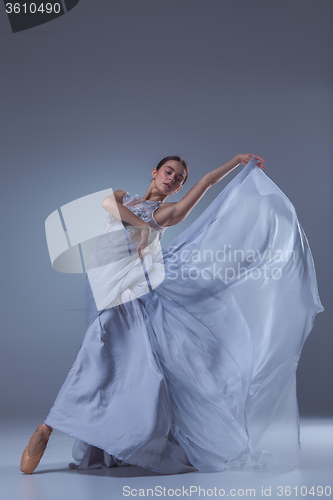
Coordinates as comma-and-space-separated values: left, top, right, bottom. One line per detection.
44, 158, 324, 474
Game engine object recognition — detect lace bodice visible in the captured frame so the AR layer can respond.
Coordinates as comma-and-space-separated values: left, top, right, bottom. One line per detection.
101, 192, 168, 241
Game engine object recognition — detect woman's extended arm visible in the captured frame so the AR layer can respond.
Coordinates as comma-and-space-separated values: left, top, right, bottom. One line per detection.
206, 154, 265, 186
160, 154, 266, 227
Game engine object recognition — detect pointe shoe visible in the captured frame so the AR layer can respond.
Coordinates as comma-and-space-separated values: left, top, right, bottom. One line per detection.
20, 423, 52, 474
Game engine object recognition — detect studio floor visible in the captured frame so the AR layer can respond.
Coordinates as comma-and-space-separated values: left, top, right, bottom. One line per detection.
1, 418, 332, 500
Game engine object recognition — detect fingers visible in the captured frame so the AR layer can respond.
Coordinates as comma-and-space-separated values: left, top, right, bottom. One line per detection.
240, 154, 266, 169
136, 244, 146, 259
252, 155, 266, 163
250, 155, 266, 170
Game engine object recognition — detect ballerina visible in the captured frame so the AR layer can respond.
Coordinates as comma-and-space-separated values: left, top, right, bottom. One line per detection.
20, 153, 323, 475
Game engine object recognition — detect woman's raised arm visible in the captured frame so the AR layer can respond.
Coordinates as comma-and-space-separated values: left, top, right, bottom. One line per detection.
160, 154, 266, 227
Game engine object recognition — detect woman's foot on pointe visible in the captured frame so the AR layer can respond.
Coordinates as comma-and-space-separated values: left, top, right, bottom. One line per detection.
20, 423, 53, 474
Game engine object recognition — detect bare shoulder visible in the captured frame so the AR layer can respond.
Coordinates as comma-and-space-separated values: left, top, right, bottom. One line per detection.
110, 190, 127, 203
154, 177, 211, 227
153, 201, 179, 228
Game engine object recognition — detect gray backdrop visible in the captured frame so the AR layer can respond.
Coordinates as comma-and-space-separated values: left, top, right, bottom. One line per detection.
0, 0, 331, 419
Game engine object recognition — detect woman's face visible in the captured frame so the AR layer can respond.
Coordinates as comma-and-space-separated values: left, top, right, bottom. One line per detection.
152, 160, 186, 196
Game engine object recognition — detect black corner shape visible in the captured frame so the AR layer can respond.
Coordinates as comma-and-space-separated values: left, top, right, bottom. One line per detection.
3, 0, 80, 33
64, 0, 79, 12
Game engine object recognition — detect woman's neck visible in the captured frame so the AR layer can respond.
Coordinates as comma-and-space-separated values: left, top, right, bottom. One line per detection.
142, 189, 168, 203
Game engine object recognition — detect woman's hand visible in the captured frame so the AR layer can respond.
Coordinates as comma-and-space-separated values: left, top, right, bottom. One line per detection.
136, 225, 152, 259
238, 154, 266, 170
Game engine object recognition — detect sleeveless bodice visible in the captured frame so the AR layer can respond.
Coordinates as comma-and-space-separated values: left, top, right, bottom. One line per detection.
102, 192, 167, 240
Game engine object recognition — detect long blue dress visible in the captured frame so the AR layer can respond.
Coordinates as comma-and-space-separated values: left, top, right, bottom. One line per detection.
44, 158, 324, 474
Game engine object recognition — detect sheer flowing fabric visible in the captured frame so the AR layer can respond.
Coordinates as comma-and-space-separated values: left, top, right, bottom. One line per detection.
44, 158, 324, 474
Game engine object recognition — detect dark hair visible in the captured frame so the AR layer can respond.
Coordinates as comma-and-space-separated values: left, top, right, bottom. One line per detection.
155, 156, 189, 185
